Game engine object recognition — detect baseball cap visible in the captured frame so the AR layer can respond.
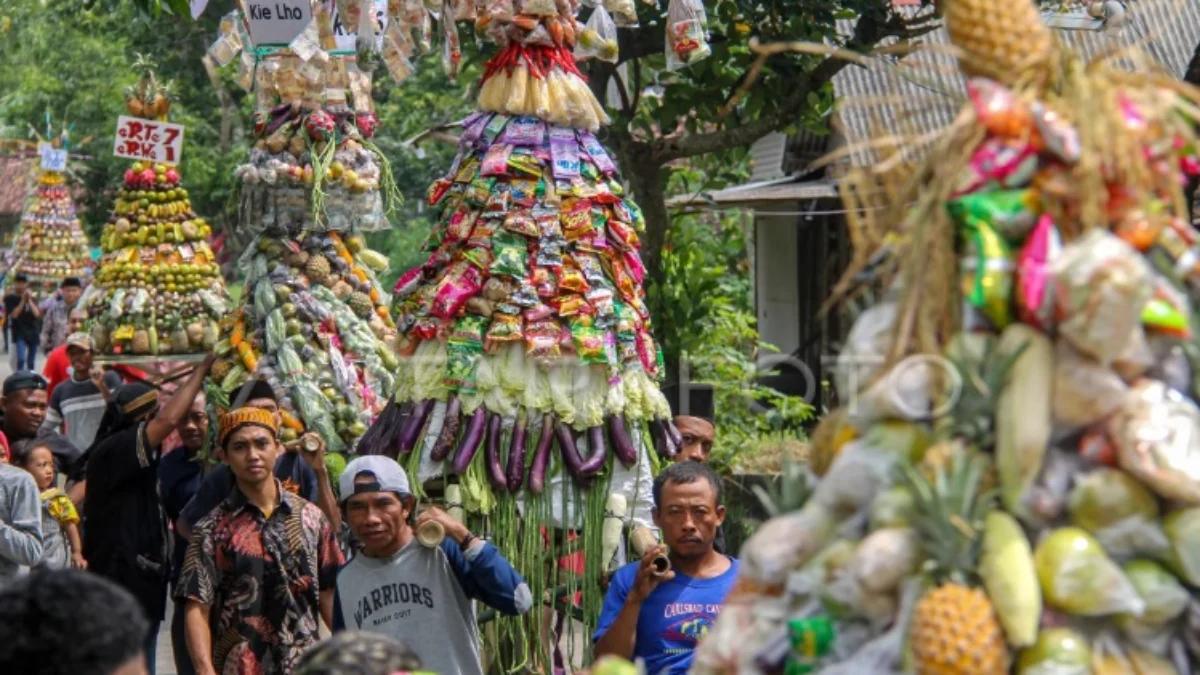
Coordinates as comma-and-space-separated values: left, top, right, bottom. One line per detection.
65, 333, 94, 352
339, 456, 411, 502
3, 371, 47, 396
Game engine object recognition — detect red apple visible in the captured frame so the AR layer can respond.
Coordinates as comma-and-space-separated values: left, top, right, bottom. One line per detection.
165, 168, 180, 184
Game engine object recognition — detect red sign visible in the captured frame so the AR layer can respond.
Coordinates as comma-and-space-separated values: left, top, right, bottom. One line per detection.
113, 116, 185, 165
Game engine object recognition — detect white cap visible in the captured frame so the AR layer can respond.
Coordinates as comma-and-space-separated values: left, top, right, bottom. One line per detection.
339, 455, 412, 502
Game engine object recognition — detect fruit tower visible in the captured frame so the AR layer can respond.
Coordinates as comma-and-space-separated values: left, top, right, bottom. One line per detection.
358, 0, 682, 668
10, 163, 90, 297
693, 1, 1200, 673
85, 58, 230, 357
206, 6, 401, 454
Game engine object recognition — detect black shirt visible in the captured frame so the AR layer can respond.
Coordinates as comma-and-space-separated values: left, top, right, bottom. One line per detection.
82, 422, 171, 621
4, 294, 40, 344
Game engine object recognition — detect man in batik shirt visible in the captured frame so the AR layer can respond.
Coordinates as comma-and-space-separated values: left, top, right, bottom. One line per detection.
178, 407, 343, 675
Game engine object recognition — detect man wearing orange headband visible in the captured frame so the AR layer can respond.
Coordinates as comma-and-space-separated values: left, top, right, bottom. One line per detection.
178, 407, 343, 675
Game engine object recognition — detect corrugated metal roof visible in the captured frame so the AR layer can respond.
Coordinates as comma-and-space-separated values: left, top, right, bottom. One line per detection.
749, 132, 790, 182
831, 0, 1200, 167
668, 178, 840, 208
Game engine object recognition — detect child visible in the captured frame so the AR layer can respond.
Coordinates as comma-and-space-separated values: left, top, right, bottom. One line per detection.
10, 439, 84, 569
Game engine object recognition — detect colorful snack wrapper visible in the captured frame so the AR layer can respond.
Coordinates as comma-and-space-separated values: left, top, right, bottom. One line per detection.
524, 303, 553, 322
550, 126, 582, 180
577, 253, 607, 286
967, 78, 1034, 140
623, 250, 647, 285
557, 261, 591, 293
499, 116, 546, 145
427, 177, 452, 206
482, 113, 510, 143
1015, 214, 1062, 330
509, 179, 538, 207
394, 267, 425, 298
465, 296, 495, 317
1110, 379, 1200, 505
953, 138, 1039, 197
467, 219, 498, 249
636, 330, 659, 377
445, 336, 483, 392
432, 265, 483, 319
481, 143, 514, 176
959, 217, 1014, 330
1116, 207, 1167, 252
536, 209, 563, 239
562, 201, 595, 241
465, 176, 497, 205
450, 313, 489, 343
485, 312, 524, 351
946, 189, 1041, 242
607, 217, 640, 250
1052, 230, 1155, 365
525, 318, 562, 358
533, 266, 558, 297
462, 246, 495, 272
446, 205, 480, 243
508, 150, 542, 177
1142, 279, 1191, 338
580, 131, 618, 175
571, 322, 606, 364
491, 235, 529, 278
504, 210, 539, 238
1032, 101, 1081, 164
554, 294, 590, 317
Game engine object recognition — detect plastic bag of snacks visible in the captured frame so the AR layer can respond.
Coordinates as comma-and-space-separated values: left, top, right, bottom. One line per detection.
1051, 230, 1154, 365
1053, 340, 1129, 431
1109, 379, 1200, 505
1033, 526, 1145, 617
1067, 468, 1169, 558
603, 0, 638, 27
664, 0, 709, 70
575, 6, 619, 63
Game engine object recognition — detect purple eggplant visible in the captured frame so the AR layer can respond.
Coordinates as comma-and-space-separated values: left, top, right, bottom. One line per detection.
579, 426, 609, 475
430, 396, 463, 462
357, 399, 406, 456
666, 419, 684, 447
397, 399, 435, 455
556, 421, 592, 486
527, 415, 555, 494
506, 412, 528, 493
451, 407, 489, 475
650, 419, 672, 458
607, 414, 638, 467
484, 413, 508, 490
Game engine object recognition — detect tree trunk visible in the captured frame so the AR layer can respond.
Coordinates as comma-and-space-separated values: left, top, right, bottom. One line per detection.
619, 140, 669, 287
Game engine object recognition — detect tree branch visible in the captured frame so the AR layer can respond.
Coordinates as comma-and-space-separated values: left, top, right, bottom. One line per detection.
650, 9, 909, 164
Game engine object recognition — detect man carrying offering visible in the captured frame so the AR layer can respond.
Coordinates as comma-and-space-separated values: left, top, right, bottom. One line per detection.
594, 462, 739, 674
179, 406, 343, 675
332, 455, 533, 675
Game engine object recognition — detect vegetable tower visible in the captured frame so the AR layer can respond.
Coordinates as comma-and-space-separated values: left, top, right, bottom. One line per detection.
206, 5, 401, 455
360, 0, 682, 667
694, 1, 1200, 673
10, 162, 90, 297
85, 59, 231, 356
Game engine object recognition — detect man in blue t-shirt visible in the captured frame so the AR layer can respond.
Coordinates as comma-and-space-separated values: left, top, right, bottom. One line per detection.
594, 461, 738, 674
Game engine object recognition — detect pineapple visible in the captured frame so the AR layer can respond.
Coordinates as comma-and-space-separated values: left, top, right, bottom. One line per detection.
169, 325, 190, 353
186, 321, 205, 346
132, 328, 151, 355
211, 359, 234, 382
918, 334, 1026, 478
305, 255, 334, 287
347, 292, 374, 318
902, 453, 1010, 675
943, 0, 1057, 87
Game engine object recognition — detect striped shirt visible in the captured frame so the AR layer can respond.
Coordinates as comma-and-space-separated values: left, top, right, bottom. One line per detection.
42, 372, 123, 452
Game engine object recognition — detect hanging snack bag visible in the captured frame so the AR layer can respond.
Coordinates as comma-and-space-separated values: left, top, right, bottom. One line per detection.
576, 6, 619, 63
665, 0, 709, 70
1015, 214, 1061, 330
958, 217, 1014, 330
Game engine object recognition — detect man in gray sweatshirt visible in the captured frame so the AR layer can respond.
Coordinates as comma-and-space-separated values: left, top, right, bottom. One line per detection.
332, 456, 533, 675
0, 462, 43, 587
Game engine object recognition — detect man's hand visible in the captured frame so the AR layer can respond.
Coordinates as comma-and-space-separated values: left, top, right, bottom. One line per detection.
627, 546, 674, 606
297, 432, 327, 472
89, 366, 106, 388
416, 505, 469, 545
71, 552, 87, 569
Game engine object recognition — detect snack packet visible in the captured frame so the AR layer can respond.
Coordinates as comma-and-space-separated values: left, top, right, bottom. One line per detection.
946, 189, 1041, 242
665, 0, 709, 69
575, 6, 619, 63
958, 217, 1014, 329
1015, 214, 1061, 330
1052, 230, 1154, 365
952, 138, 1039, 198
1068, 468, 1168, 559
1033, 526, 1145, 617
1110, 378, 1200, 505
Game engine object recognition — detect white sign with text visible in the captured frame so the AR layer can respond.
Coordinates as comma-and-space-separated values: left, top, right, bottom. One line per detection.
113, 116, 186, 165
245, 0, 312, 46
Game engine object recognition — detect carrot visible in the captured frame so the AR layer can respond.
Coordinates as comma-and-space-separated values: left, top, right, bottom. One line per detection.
280, 409, 305, 431
230, 321, 245, 348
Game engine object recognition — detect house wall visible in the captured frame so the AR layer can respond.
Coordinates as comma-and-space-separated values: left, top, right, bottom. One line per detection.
754, 204, 802, 358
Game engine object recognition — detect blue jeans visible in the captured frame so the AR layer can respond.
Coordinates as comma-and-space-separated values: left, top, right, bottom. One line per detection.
144, 620, 161, 675
13, 338, 36, 371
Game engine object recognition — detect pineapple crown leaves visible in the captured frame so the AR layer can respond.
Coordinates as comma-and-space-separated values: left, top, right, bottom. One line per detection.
936, 337, 1030, 447
898, 450, 996, 586
751, 458, 814, 518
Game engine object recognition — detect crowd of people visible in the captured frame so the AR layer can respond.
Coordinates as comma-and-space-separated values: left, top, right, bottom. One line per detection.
0, 326, 737, 675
